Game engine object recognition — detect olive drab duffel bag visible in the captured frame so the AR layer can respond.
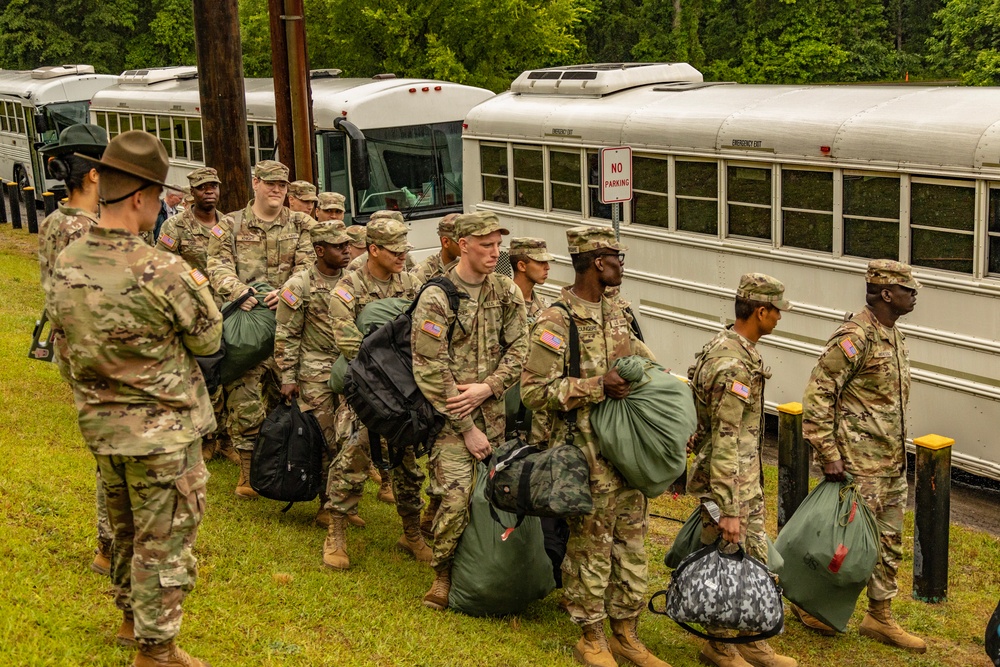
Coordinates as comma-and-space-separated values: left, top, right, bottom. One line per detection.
219, 282, 277, 386
328, 297, 411, 394
664, 504, 784, 572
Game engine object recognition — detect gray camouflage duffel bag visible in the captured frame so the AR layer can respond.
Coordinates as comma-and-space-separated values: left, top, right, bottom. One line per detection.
649, 542, 784, 643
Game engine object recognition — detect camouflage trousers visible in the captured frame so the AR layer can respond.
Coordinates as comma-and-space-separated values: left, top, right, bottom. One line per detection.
325, 402, 424, 517
299, 380, 340, 498
224, 358, 279, 451
96, 441, 208, 646
699, 490, 768, 564
428, 428, 479, 568
855, 474, 907, 601
564, 485, 649, 625
96, 465, 113, 550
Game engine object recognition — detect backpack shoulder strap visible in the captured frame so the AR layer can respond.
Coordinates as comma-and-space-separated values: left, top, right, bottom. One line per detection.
549, 301, 580, 442
227, 209, 245, 256
409, 276, 470, 339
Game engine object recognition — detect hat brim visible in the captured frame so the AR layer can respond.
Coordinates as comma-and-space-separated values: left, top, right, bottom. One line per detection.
524, 252, 555, 261
189, 178, 221, 187
76, 152, 184, 192
466, 224, 510, 237
320, 206, 345, 212
774, 300, 792, 311
381, 242, 412, 253
43, 142, 106, 158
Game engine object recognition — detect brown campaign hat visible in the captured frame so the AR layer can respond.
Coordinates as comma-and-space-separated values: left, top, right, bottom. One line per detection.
76, 130, 182, 192
736, 273, 791, 311
187, 167, 221, 187
866, 259, 921, 290
565, 225, 626, 255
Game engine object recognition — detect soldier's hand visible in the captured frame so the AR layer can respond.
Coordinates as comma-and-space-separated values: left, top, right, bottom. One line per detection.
462, 426, 492, 461
447, 383, 493, 419
263, 289, 280, 311
823, 459, 846, 482
602, 369, 631, 400
280, 383, 299, 401
718, 516, 741, 544
239, 288, 258, 311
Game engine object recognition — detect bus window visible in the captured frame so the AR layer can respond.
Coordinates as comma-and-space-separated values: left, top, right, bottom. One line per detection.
15, 104, 24, 135
909, 179, 974, 274
843, 173, 899, 260
42, 101, 90, 145
247, 125, 257, 165
989, 188, 1000, 276
118, 114, 131, 133
631, 155, 668, 228
158, 116, 173, 157
586, 151, 611, 220
144, 115, 157, 136
512, 145, 543, 210
320, 131, 350, 221
727, 165, 771, 240
173, 118, 187, 159
95, 112, 107, 136
781, 169, 833, 252
481, 143, 508, 204
189, 119, 203, 162
0, 102, 8, 132
258, 124, 275, 162
550, 149, 582, 213
676, 160, 718, 235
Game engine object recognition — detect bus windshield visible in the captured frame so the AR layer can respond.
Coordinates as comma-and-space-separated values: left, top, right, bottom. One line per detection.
355, 121, 463, 218
39, 101, 90, 144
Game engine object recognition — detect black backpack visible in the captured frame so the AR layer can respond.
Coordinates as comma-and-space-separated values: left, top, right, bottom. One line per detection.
250, 401, 326, 509
344, 276, 468, 468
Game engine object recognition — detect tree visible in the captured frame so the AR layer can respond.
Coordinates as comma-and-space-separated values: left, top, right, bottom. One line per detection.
927, 0, 1000, 83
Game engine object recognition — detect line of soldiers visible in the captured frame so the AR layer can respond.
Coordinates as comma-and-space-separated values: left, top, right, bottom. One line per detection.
36, 122, 929, 667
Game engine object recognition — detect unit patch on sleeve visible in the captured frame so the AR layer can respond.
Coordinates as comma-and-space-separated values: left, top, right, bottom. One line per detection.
538, 329, 564, 351
159, 234, 177, 249
421, 320, 443, 338
189, 269, 209, 286
729, 380, 751, 400
334, 287, 354, 304
280, 288, 299, 307
840, 338, 858, 359
210, 225, 225, 238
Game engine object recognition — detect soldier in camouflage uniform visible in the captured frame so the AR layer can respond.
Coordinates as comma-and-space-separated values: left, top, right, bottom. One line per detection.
273, 222, 366, 528
206, 160, 315, 498
322, 218, 429, 570
801, 260, 925, 653
411, 213, 459, 283
316, 192, 346, 222
287, 180, 318, 217
345, 225, 367, 262
48, 130, 221, 667
413, 211, 528, 611
687, 274, 796, 667
347, 211, 416, 272
521, 226, 668, 667
36, 124, 114, 577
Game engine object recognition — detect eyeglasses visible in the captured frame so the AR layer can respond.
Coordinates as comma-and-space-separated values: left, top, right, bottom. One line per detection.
378, 246, 408, 259
598, 252, 625, 264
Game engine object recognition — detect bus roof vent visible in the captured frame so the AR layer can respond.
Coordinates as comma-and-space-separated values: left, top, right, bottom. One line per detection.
310, 68, 342, 79
372, 73, 397, 80
31, 65, 96, 80
117, 66, 198, 86
511, 62, 703, 96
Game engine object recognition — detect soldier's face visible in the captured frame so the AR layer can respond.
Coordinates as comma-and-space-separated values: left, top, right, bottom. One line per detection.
462, 231, 502, 275
317, 208, 343, 222
192, 182, 218, 209
886, 285, 917, 316
758, 304, 782, 336
253, 177, 288, 208
595, 252, 624, 288
288, 196, 313, 214
522, 258, 549, 285
373, 245, 407, 273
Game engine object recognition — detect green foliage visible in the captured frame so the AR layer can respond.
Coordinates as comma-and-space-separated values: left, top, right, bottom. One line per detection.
927, 0, 1000, 83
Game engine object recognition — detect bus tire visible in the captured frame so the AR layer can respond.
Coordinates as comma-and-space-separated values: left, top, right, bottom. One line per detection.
13, 164, 29, 203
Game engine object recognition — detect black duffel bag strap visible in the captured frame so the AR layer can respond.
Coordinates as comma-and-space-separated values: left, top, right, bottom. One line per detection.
550, 301, 580, 446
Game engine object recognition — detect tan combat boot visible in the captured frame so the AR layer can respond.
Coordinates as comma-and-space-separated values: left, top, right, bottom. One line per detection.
322, 514, 350, 570
859, 599, 927, 653
368, 463, 382, 486
790, 604, 836, 636
376, 476, 395, 504
699, 640, 752, 667
200, 437, 217, 462
218, 437, 240, 465
346, 510, 366, 528
422, 562, 451, 611
609, 616, 671, 666
420, 496, 440, 541
573, 621, 618, 667
116, 611, 137, 648
132, 640, 210, 667
91, 541, 112, 576
735, 640, 797, 667
397, 513, 433, 563
234, 450, 258, 499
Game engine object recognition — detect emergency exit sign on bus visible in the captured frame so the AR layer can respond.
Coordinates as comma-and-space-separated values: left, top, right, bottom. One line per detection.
599, 146, 633, 204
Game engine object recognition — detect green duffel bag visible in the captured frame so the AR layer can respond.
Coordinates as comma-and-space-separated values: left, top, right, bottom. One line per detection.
664, 505, 783, 572
591, 356, 696, 498
219, 282, 276, 386
772, 477, 879, 633
328, 297, 411, 394
449, 462, 555, 617
485, 437, 593, 521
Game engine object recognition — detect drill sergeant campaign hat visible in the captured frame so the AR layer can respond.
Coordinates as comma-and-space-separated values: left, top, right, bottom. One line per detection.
366, 218, 411, 253
437, 213, 458, 240
346, 225, 367, 249
865, 259, 921, 290
288, 180, 318, 202
565, 225, 627, 255
253, 160, 290, 182
369, 209, 405, 223
736, 273, 792, 311
311, 221, 350, 245
187, 167, 221, 187
510, 237, 555, 262
41, 123, 108, 159
454, 210, 510, 238
318, 192, 346, 211
76, 130, 183, 202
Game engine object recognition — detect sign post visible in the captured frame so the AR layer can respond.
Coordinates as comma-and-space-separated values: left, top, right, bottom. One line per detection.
599, 146, 633, 240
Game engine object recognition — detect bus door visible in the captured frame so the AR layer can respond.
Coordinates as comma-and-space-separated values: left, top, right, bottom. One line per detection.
22, 108, 46, 200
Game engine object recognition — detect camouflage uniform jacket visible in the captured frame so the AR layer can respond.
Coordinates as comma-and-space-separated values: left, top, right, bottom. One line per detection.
803, 306, 910, 477
329, 262, 423, 361
206, 201, 314, 301
410, 251, 457, 283
526, 289, 546, 324
47, 227, 222, 456
686, 326, 766, 517
38, 204, 98, 299
274, 263, 344, 384
156, 207, 226, 306
521, 287, 654, 492
411, 269, 527, 441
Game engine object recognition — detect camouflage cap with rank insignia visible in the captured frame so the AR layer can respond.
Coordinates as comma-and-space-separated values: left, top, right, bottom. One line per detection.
253, 160, 290, 182
866, 259, 921, 290
510, 237, 554, 261
454, 210, 510, 238
346, 225, 367, 249
318, 191, 346, 211
565, 225, 627, 255
187, 167, 221, 187
369, 209, 405, 223
288, 180, 318, 201
366, 218, 411, 253
736, 273, 791, 311
311, 221, 350, 245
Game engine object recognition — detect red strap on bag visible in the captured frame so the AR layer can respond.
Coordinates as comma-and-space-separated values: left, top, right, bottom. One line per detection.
828, 544, 849, 573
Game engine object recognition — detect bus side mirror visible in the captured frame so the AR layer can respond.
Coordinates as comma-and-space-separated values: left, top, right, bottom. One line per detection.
333, 117, 370, 191
33, 112, 49, 134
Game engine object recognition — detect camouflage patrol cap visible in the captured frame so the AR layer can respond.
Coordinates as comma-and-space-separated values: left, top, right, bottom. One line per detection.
866, 259, 921, 290
346, 225, 367, 248
454, 211, 509, 238
253, 160, 289, 182
318, 192, 346, 211
311, 221, 350, 245
437, 213, 458, 240
370, 209, 404, 223
510, 237, 554, 262
736, 273, 791, 311
565, 225, 627, 255
367, 218, 410, 253
288, 180, 318, 201
187, 167, 220, 187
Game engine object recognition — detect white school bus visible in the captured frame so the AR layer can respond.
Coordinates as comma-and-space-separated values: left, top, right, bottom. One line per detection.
462, 62, 1000, 479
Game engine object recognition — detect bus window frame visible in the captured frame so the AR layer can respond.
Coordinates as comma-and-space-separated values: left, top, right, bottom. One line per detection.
908, 175, 976, 276
778, 165, 837, 255
724, 160, 775, 244
548, 146, 583, 215
842, 169, 904, 262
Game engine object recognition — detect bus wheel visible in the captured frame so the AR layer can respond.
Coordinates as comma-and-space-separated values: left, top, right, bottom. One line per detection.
13, 164, 29, 203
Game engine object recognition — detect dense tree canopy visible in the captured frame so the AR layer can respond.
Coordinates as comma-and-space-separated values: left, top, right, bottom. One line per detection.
0, 0, 996, 87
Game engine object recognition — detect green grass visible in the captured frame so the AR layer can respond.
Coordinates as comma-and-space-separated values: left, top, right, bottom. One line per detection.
1, 223, 998, 666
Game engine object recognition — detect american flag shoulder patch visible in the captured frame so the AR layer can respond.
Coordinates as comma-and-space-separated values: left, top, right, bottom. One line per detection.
189, 269, 208, 286
334, 287, 354, 304
280, 288, 298, 307
840, 337, 858, 359
159, 234, 176, 249
538, 329, 564, 351
730, 380, 751, 400
210, 225, 224, 238
421, 320, 443, 338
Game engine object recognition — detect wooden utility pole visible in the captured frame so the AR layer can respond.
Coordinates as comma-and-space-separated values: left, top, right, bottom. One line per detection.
267, 0, 295, 180
267, 0, 314, 183
192, 0, 252, 213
